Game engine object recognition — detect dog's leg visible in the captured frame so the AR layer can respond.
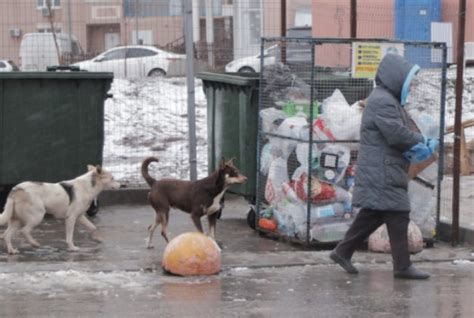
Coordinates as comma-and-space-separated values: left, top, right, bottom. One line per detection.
191, 209, 204, 233
207, 212, 218, 240
159, 211, 170, 244
20, 209, 45, 248
146, 212, 161, 248
65, 214, 80, 251
4, 220, 21, 254
78, 215, 103, 243
21, 225, 41, 248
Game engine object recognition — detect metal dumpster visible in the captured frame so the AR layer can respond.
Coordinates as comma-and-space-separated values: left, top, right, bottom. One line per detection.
0, 70, 113, 186
197, 72, 260, 202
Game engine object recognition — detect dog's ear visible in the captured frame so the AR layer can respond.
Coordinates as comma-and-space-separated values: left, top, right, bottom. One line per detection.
96, 165, 103, 174
226, 157, 236, 166
219, 157, 226, 169
87, 165, 95, 172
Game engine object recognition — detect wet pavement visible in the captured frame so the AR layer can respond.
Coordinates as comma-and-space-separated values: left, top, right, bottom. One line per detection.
0, 195, 473, 317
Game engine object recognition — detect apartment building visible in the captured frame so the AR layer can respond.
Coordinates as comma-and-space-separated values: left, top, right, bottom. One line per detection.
0, 0, 185, 64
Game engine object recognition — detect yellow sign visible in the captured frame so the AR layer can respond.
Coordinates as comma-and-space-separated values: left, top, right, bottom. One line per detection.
352, 42, 405, 79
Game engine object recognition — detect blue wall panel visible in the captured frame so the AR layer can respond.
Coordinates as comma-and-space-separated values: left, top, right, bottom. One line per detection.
395, 0, 442, 68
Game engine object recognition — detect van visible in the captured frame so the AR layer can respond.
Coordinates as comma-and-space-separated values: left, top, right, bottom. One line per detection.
19, 33, 83, 71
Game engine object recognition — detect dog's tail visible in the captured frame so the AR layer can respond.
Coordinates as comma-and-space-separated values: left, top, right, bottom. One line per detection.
0, 194, 14, 226
141, 157, 159, 187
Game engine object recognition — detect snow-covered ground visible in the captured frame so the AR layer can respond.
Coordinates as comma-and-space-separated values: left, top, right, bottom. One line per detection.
102, 67, 474, 187
103, 78, 208, 187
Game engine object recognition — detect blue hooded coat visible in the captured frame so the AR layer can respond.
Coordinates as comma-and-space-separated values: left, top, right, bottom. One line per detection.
352, 54, 424, 212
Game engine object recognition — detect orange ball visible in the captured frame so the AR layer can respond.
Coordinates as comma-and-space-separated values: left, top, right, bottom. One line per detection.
162, 232, 221, 276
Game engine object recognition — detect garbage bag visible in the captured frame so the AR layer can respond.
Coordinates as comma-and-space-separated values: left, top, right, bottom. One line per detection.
265, 158, 289, 205
291, 166, 336, 204
270, 115, 308, 158
263, 63, 311, 103
368, 221, 424, 254
260, 143, 274, 175
408, 180, 436, 238
319, 89, 363, 141
295, 142, 319, 170
260, 107, 286, 134
407, 109, 439, 139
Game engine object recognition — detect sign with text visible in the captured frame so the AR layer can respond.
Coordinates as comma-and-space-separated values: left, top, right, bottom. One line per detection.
352, 42, 405, 79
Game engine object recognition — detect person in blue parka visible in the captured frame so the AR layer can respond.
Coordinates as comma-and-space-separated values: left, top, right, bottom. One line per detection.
330, 53, 438, 280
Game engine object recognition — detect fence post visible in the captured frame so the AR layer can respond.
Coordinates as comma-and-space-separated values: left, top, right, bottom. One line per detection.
452, 0, 467, 246
350, 0, 357, 38
436, 43, 448, 237
185, 0, 198, 181
281, 0, 287, 64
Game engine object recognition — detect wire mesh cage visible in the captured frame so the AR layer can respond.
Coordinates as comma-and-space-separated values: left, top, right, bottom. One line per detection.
255, 37, 448, 246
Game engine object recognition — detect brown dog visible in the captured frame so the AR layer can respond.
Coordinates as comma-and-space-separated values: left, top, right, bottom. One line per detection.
141, 157, 247, 247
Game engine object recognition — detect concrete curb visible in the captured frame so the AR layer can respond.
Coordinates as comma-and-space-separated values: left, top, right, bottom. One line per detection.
438, 221, 474, 245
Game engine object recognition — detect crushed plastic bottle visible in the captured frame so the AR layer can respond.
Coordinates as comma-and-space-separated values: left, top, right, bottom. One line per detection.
310, 221, 351, 243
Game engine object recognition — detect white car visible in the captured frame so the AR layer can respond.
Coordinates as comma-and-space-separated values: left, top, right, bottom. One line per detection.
0, 60, 19, 72
73, 46, 186, 78
225, 45, 279, 73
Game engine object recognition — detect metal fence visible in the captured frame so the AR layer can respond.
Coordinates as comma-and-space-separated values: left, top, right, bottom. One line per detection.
255, 37, 448, 245
0, 1, 472, 234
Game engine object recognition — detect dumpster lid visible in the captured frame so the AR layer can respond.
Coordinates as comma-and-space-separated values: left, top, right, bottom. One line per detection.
197, 72, 259, 87
0, 72, 114, 80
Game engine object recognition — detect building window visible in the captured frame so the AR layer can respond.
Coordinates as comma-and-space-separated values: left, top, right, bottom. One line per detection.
124, 0, 183, 17
198, 0, 223, 17
37, 28, 62, 33
37, 0, 61, 9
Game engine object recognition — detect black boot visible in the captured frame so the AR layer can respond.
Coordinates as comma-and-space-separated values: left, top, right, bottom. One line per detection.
330, 250, 359, 274
394, 265, 430, 280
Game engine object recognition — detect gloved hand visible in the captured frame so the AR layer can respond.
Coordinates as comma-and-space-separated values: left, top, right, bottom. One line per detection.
426, 138, 439, 153
403, 142, 434, 163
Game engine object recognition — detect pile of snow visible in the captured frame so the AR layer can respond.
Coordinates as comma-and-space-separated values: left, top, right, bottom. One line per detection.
103, 78, 208, 186
0, 270, 151, 296
407, 67, 474, 141
102, 68, 474, 187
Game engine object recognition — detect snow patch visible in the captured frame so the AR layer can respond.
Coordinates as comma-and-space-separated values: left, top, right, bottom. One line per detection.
452, 259, 474, 265
103, 77, 208, 186
0, 270, 152, 295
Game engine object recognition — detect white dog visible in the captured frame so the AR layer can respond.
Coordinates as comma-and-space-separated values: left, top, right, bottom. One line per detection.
0, 165, 120, 254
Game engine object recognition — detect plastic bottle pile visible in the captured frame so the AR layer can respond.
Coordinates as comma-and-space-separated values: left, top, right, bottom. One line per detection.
258, 89, 363, 243
258, 88, 440, 243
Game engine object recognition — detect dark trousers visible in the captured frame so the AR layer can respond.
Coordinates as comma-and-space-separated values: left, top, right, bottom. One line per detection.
335, 208, 411, 271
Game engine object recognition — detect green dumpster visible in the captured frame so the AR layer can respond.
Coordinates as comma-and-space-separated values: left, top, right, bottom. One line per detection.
197, 72, 259, 202
0, 70, 113, 186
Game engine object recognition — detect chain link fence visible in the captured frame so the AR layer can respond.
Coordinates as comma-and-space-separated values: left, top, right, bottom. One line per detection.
0, 1, 472, 233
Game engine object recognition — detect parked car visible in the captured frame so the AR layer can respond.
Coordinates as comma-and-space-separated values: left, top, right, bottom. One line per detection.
225, 26, 312, 73
73, 46, 186, 78
0, 60, 19, 72
20, 33, 83, 71
225, 45, 279, 73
